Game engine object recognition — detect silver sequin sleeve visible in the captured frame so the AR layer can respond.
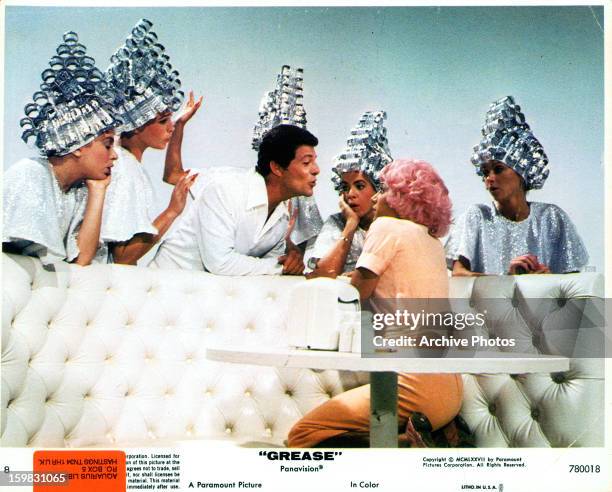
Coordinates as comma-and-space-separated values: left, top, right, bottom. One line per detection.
303, 213, 365, 274
290, 195, 323, 246
445, 202, 589, 274
2, 158, 87, 264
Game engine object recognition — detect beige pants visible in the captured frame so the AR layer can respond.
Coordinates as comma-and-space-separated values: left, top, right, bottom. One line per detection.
288, 373, 463, 447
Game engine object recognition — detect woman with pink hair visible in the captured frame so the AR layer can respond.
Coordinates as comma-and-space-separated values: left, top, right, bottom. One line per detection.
288, 159, 463, 447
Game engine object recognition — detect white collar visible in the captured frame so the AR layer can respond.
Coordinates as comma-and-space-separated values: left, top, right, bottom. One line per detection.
245, 169, 290, 218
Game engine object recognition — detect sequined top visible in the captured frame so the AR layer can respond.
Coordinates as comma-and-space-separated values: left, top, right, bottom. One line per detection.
303, 213, 366, 274
290, 196, 323, 246
101, 146, 158, 245
445, 202, 589, 274
2, 158, 87, 264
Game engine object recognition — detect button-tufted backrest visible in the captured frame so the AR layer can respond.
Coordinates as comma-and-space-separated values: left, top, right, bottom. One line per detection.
453, 275, 604, 447
1, 254, 604, 447
1, 254, 363, 447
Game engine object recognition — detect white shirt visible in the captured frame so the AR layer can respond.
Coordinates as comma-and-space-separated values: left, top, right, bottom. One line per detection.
150, 168, 289, 275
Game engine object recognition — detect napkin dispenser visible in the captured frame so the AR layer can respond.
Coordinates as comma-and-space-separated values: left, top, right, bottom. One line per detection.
287, 277, 360, 351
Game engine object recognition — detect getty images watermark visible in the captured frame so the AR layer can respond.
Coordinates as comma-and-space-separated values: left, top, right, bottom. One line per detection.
370, 308, 516, 350
359, 297, 609, 359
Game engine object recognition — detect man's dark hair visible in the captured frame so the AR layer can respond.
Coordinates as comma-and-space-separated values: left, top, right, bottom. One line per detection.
256, 125, 318, 177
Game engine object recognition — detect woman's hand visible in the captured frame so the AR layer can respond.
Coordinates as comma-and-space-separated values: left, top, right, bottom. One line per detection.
508, 254, 549, 274
111, 172, 197, 265
164, 92, 202, 186
76, 176, 112, 265
175, 91, 203, 127
307, 199, 359, 280
451, 258, 484, 277
85, 175, 111, 192
339, 195, 359, 231
167, 173, 198, 217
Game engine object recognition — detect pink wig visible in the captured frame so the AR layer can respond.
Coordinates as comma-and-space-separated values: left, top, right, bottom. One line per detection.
379, 159, 452, 238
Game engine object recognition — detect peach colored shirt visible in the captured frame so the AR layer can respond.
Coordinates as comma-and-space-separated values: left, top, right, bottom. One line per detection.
356, 217, 448, 299
288, 217, 462, 447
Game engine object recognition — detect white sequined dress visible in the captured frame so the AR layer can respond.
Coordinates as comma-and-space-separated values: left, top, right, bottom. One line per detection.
445, 202, 589, 274
101, 146, 158, 245
2, 158, 88, 265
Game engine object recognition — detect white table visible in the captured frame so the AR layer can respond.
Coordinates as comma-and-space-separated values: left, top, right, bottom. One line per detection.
207, 347, 569, 447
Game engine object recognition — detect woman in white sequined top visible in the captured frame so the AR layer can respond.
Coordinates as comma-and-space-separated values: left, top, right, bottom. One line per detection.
4, 135, 117, 266
304, 110, 392, 277
446, 161, 588, 276
3, 31, 119, 266
101, 20, 199, 265
100, 105, 199, 264
446, 96, 588, 276
304, 170, 375, 276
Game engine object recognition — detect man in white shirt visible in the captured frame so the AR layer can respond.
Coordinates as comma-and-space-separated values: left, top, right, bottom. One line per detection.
150, 125, 319, 275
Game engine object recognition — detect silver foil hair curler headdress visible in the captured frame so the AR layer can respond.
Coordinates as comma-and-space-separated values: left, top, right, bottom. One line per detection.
106, 18, 184, 133
331, 110, 393, 191
252, 65, 307, 150
471, 96, 549, 190
19, 31, 120, 157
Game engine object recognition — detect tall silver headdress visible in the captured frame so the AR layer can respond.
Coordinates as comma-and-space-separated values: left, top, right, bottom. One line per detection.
471, 96, 549, 190
106, 19, 184, 133
20, 31, 119, 157
331, 111, 393, 191
252, 65, 306, 150
251, 65, 321, 244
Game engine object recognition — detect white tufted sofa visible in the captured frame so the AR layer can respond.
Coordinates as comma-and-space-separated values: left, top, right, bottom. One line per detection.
1, 253, 604, 448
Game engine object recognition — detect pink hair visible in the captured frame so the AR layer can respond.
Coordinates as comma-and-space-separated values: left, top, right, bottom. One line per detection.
379, 159, 452, 238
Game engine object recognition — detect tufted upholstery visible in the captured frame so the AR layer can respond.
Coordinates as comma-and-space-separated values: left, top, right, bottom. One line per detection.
452, 275, 604, 447
1, 253, 604, 448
